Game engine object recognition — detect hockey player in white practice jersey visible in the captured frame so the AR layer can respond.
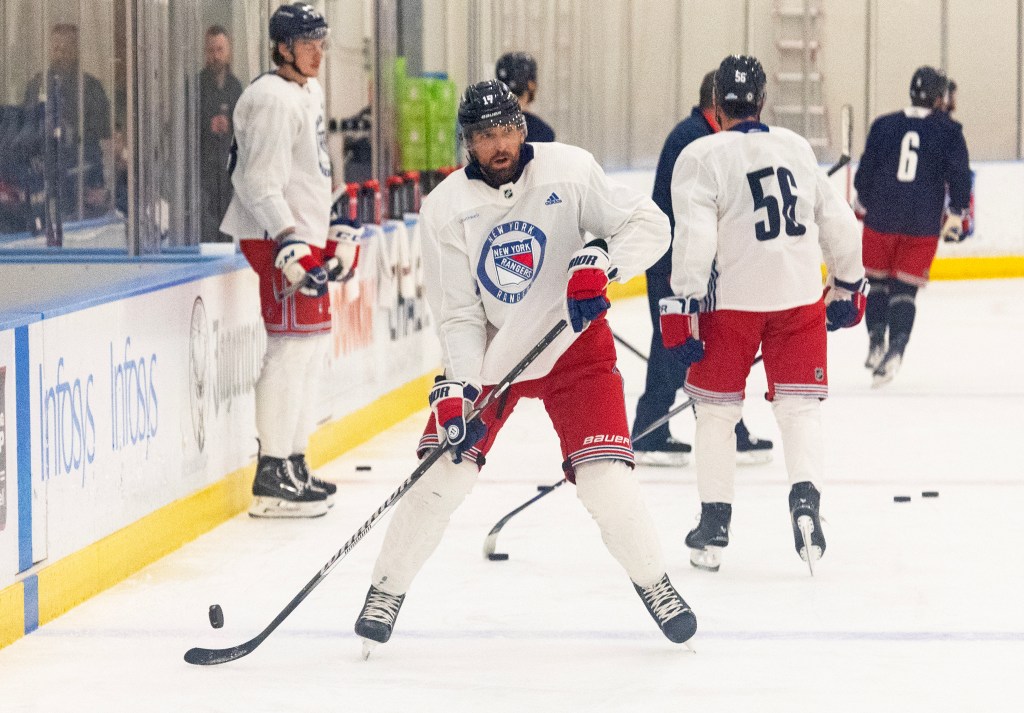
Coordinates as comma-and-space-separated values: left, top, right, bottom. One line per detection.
221, 3, 363, 518
659, 55, 866, 575
354, 79, 697, 654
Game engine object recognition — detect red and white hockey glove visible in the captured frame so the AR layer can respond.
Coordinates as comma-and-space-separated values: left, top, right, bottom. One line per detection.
824, 277, 869, 332
852, 196, 867, 222
658, 296, 705, 366
274, 239, 329, 297
325, 216, 364, 281
429, 378, 486, 464
566, 239, 613, 333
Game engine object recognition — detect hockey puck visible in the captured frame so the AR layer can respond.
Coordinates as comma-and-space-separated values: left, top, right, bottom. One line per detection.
893, 495, 911, 503
209, 604, 224, 629
488, 553, 510, 561
356, 465, 372, 472
922, 491, 939, 498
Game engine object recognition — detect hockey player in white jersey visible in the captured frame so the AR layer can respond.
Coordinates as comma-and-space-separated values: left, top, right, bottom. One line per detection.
659, 55, 866, 574
354, 79, 697, 653
221, 3, 362, 518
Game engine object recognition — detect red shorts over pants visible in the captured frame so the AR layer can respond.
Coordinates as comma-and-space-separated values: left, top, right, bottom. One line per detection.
684, 301, 829, 403
862, 226, 939, 287
240, 238, 332, 335
417, 317, 633, 481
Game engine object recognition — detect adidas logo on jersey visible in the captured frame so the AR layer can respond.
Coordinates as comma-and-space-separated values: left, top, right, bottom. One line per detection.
544, 192, 562, 206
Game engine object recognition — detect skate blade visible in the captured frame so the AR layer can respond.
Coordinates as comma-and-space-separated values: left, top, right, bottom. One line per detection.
689, 546, 722, 572
796, 516, 821, 576
361, 638, 378, 661
248, 497, 329, 519
736, 450, 773, 466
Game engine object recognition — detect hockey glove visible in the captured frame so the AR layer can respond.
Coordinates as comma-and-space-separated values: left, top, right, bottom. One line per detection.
940, 211, 967, 243
275, 239, 329, 297
852, 196, 867, 222
659, 296, 705, 366
429, 378, 486, 464
325, 217, 363, 282
824, 277, 869, 331
566, 239, 613, 333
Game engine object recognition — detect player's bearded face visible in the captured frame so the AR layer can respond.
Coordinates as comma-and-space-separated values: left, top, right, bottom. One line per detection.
469, 124, 525, 184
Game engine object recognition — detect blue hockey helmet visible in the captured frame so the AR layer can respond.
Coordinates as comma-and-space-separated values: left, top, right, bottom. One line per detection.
910, 66, 948, 107
495, 52, 538, 96
457, 79, 526, 143
269, 3, 329, 45
714, 54, 767, 118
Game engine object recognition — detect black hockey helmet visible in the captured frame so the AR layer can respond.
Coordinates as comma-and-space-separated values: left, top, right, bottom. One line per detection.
457, 79, 526, 143
714, 54, 767, 118
495, 52, 538, 96
909, 66, 948, 107
269, 3, 329, 45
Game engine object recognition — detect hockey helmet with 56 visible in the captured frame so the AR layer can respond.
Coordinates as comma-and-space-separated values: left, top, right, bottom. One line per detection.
457, 79, 526, 143
714, 54, 767, 119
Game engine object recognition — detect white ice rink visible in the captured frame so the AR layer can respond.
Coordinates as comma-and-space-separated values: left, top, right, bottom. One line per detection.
1, 280, 1023, 713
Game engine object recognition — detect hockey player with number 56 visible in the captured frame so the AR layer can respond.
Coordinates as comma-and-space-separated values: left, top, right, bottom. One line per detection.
660, 55, 866, 575
221, 3, 363, 518
354, 79, 697, 655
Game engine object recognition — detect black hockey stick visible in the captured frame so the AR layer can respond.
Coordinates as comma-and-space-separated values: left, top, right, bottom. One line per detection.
826, 155, 849, 177
612, 332, 649, 362
184, 320, 569, 665
826, 104, 853, 177
483, 353, 763, 560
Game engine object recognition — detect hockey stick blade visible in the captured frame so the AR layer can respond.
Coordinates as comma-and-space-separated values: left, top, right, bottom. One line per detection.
184, 320, 568, 665
826, 154, 850, 177
482, 479, 566, 559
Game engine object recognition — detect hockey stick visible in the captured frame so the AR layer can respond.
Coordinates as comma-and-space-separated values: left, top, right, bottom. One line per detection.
483, 353, 764, 560
826, 104, 853, 177
612, 332, 649, 362
184, 319, 569, 665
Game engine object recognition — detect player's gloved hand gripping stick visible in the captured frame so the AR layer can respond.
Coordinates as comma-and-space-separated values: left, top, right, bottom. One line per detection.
184, 319, 569, 666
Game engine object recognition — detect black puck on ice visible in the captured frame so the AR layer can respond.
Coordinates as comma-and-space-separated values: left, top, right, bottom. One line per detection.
356, 465, 372, 472
922, 491, 939, 498
209, 604, 224, 629
893, 495, 911, 503
488, 553, 510, 561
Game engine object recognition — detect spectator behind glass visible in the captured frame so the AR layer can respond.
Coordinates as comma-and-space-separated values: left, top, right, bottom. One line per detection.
23, 23, 112, 220
199, 25, 243, 243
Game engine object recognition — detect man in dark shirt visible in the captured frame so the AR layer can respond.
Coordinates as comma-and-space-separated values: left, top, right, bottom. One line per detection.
632, 71, 772, 467
496, 52, 555, 142
24, 23, 111, 221
854, 66, 971, 385
199, 25, 244, 243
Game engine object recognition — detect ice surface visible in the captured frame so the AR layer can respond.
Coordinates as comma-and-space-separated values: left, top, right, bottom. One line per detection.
1, 280, 1022, 712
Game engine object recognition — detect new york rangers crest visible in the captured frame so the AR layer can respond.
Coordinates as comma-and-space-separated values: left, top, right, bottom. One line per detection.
477, 221, 547, 304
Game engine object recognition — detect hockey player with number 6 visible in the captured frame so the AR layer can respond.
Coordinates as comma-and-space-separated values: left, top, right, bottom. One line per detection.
221, 3, 363, 518
354, 79, 697, 654
854, 66, 971, 386
660, 55, 866, 575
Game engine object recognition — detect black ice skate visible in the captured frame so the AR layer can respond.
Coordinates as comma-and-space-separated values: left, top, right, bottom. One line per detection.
865, 327, 887, 371
634, 436, 692, 467
633, 574, 697, 645
872, 334, 907, 387
248, 455, 329, 518
789, 481, 826, 576
735, 420, 773, 465
289, 453, 336, 507
684, 502, 732, 572
355, 585, 406, 659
